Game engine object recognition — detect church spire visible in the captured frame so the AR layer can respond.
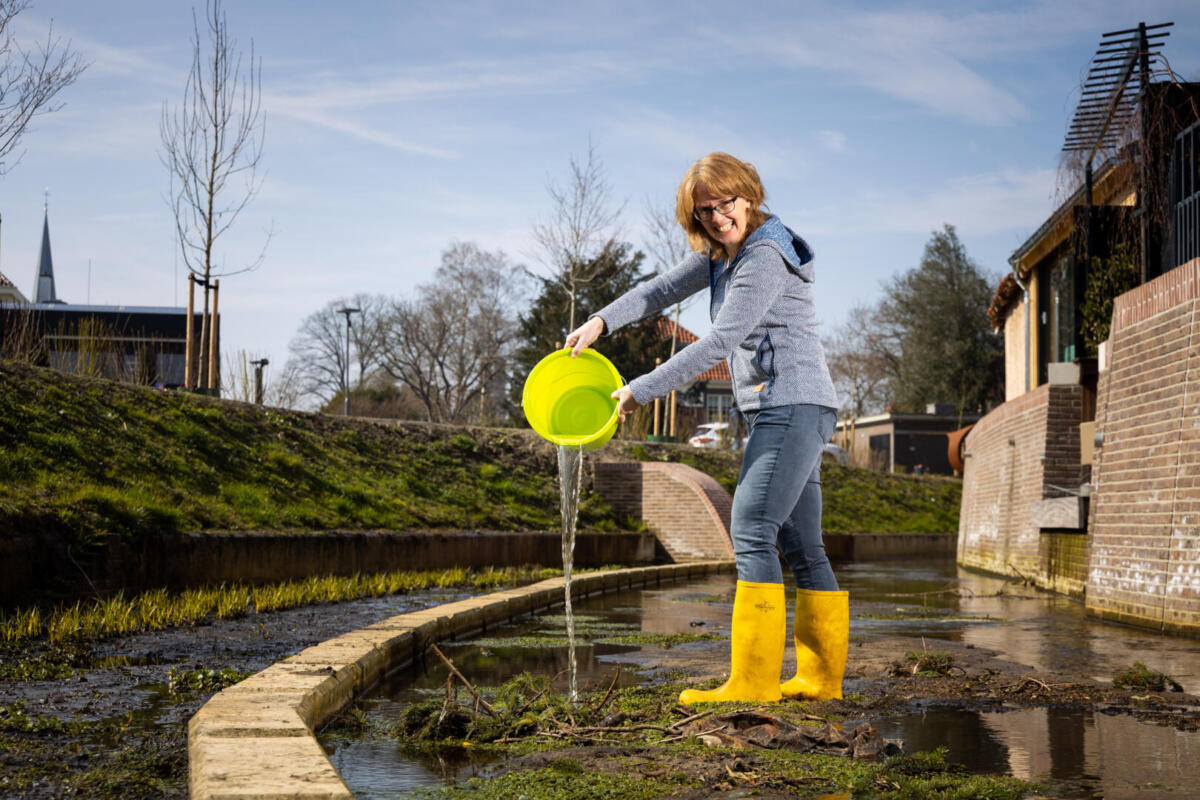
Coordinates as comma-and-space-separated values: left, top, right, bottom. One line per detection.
34, 194, 57, 304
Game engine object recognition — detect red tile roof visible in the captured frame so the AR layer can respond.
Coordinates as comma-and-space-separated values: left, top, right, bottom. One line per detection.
653, 315, 730, 382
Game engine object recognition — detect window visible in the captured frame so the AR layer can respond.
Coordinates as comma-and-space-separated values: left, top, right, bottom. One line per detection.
1171, 121, 1200, 268
706, 392, 732, 422
1050, 254, 1075, 363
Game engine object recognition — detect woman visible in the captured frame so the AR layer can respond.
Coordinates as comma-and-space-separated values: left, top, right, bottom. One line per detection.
564, 152, 846, 705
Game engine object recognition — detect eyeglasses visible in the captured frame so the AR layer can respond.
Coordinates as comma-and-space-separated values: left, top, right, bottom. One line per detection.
693, 196, 738, 222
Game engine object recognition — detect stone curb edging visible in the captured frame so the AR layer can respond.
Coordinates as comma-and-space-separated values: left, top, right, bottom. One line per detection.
188, 560, 736, 800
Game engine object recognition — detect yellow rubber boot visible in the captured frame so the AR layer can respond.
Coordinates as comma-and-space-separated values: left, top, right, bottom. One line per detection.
678, 580, 785, 705
780, 589, 849, 700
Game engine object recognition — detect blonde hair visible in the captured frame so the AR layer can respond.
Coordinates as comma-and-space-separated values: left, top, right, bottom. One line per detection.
675, 152, 769, 256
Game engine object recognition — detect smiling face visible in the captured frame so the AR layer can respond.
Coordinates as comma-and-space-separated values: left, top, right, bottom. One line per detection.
694, 183, 749, 258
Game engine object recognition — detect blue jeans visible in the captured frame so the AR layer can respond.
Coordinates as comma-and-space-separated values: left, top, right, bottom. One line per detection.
731, 404, 838, 589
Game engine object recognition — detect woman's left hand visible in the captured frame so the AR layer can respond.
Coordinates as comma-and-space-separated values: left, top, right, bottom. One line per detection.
611, 386, 640, 423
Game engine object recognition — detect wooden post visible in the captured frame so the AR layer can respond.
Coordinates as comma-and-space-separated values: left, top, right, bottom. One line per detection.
206, 279, 220, 391
185, 274, 195, 389
669, 389, 677, 438
652, 357, 661, 436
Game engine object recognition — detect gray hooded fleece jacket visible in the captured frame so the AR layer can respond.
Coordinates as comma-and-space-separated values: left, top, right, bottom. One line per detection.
592, 215, 839, 413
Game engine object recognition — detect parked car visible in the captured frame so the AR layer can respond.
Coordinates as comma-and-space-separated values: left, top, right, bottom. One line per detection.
822, 443, 850, 466
688, 422, 729, 448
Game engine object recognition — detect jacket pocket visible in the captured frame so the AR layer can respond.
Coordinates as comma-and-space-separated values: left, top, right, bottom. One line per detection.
751, 333, 776, 385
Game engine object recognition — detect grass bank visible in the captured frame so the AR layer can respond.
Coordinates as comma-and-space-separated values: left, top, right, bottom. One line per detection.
0, 362, 614, 542
619, 442, 961, 533
0, 361, 959, 544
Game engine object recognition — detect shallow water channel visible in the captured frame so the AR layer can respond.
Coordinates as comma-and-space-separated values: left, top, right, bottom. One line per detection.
322, 559, 1200, 799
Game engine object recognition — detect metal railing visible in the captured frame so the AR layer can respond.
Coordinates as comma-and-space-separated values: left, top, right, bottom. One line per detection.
1171, 121, 1200, 266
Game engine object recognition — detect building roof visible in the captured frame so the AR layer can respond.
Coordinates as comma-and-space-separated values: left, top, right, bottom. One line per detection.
986, 154, 1129, 326
0, 269, 28, 303
653, 315, 731, 382
0, 302, 188, 314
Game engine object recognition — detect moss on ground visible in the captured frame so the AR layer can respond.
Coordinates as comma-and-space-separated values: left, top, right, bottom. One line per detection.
0, 362, 613, 542
336, 675, 1035, 800
1113, 661, 1183, 692
0, 707, 186, 800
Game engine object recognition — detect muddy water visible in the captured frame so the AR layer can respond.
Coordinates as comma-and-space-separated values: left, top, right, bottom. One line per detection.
873, 707, 1200, 800
838, 561, 1200, 696
324, 560, 1200, 799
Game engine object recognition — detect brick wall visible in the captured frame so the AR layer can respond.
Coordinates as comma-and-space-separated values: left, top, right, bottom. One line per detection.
1042, 385, 1083, 496
592, 461, 734, 562
1087, 258, 1200, 636
958, 379, 1088, 594
958, 385, 1049, 579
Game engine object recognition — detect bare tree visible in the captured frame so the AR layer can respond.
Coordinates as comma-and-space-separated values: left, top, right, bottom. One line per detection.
0, 0, 86, 174
283, 293, 388, 409
824, 303, 893, 418
160, 0, 268, 385
530, 140, 624, 333
382, 242, 525, 424
264, 357, 306, 410
642, 196, 696, 358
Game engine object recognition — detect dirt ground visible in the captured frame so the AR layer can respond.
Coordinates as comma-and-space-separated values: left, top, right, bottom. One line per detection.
4, 581, 1200, 799
0, 590, 476, 800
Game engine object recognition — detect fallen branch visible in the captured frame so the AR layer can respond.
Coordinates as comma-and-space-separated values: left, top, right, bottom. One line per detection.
657, 724, 727, 745
998, 676, 1075, 693
669, 706, 762, 729
429, 644, 497, 717
567, 723, 671, 734
669, 708, 717, 730
592, 664, 622, 713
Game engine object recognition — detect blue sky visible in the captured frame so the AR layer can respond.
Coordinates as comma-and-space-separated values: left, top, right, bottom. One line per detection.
3, 1, 1200, 395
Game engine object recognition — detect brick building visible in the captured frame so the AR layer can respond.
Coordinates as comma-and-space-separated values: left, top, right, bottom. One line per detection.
649, 316, 733, 439
959, 23, 1200, 635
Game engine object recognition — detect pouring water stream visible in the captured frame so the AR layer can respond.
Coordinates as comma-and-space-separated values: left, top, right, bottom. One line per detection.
556, 443, 585, 702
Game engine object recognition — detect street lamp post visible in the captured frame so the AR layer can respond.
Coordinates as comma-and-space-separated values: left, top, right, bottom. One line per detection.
336, 307, 361, 416
250, 358, 269, 405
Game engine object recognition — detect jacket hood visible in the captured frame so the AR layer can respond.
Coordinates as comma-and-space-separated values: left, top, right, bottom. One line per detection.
740, 215, 815, 281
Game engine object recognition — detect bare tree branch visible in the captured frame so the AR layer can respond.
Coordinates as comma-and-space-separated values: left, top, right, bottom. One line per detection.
0, 0, 86, 174
824, 303, 893, 418
284, 293, 388, 409
382, 242, 526, 424
530, 139, 625, 332
159, 0, 269, 387
642, 195, 695, 357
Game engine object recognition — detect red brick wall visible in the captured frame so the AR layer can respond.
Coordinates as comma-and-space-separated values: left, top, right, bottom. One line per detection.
1087, 258, 1200, 635
958, 385, 1049, 578
958, 380, 1088, 590
592, 461, 734, 562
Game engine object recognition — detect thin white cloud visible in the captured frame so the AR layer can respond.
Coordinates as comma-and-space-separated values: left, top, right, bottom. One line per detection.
264, 49, 655, 158
806, 167, 1058, 237
603, 105, 798, 176
265, 99, 457, 159
816, 130, 847, 152
714, 2, 1127, 127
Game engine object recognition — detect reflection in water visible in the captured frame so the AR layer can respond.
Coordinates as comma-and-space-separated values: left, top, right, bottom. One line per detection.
327, 741, 500, 799
325, 561, 1200, 798
839, 561, 1200, 695
875, 706, 1200, 799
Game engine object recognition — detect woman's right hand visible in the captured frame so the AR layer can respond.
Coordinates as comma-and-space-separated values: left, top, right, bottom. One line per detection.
565, 316, 605, 358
